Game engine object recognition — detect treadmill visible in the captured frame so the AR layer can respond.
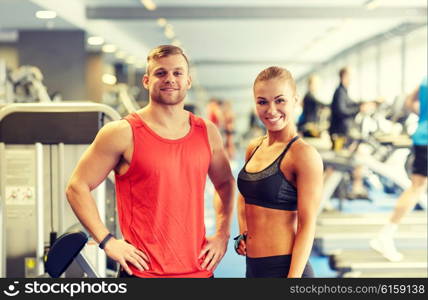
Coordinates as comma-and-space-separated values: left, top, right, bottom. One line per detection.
329, 248, 427, 278
315, 222, 427, 254
318, 211, 427, 226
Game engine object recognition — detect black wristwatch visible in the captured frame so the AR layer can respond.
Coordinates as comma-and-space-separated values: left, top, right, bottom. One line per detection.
99, 233, 115, 249
233, 233, 247, 253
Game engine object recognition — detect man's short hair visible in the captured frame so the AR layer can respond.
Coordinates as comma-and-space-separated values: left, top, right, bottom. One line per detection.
339, 67, 349, 80
146, 45, 189, 73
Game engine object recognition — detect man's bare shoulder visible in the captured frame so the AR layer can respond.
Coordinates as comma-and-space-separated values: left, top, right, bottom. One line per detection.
93, 120, 132, 151
202, 118, 218, 132
201, 118, 222, 144
98, 120, 131, 137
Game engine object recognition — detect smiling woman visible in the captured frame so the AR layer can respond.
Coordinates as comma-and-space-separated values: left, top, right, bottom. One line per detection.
235, 66, 324, 278
253, 67, 298, 132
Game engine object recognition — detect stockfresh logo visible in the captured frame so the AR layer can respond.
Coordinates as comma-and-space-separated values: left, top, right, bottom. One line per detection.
3, 281, 20, 297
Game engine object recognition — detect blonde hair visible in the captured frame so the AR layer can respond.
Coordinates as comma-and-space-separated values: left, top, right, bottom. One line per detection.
253, 66, 297, 95
146, 45, 189, 73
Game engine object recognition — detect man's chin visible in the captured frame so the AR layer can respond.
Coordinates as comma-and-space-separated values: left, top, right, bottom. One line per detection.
153, 97, 185, 106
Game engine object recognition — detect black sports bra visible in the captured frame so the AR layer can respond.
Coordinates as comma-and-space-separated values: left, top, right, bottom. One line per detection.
237, 136, 299, 211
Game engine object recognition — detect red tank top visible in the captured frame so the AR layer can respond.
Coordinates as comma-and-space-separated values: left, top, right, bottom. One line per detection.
208, 111, 220, 128
115, 112, 212, 277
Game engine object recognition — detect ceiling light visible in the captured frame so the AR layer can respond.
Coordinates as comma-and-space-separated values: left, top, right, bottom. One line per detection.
164, 24, 175, 39
87, 36, 104, 46
140, 0, 157, 11
102, 74, 117, 85
365, 0, 381, 10
35, 10, 57, 19
102, 44, 117, 53
157, 18, 167, 27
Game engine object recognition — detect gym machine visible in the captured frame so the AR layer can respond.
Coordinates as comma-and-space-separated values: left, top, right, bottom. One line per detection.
0, 102, 120, 277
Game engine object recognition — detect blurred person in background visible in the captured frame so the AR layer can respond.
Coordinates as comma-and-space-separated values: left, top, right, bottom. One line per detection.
370, 76, 427, 262
207, 98, 223, 128
221, 100, 236, 159
329, 67, 377, 200
298, 74, 327, 138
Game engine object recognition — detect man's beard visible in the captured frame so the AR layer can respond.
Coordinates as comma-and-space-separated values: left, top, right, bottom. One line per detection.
151, 90, 186, 105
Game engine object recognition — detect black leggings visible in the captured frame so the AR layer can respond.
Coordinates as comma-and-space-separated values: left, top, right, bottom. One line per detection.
246, 254, 314, 278
413, 145, 427, 176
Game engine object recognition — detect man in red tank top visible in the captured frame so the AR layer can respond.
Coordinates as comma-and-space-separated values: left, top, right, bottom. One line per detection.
66, 45, 235, 278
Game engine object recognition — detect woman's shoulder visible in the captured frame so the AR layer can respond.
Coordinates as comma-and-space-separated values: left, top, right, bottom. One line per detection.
290, 138, 323, 168
245, 136, 266, 159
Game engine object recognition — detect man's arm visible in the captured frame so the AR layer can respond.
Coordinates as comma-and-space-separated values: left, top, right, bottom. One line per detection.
337, 88, 360, 117
198, 120, 235, 271
405, 86, 420, 114
66, 120, 148, 275
66, 121, 125, 243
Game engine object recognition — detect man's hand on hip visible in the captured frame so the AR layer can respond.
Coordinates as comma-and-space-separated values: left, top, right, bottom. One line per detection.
104, 238, 150, 275
198, 232, 229, 272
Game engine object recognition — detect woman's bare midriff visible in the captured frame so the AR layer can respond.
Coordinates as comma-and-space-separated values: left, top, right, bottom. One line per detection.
245, 203, 297, 258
